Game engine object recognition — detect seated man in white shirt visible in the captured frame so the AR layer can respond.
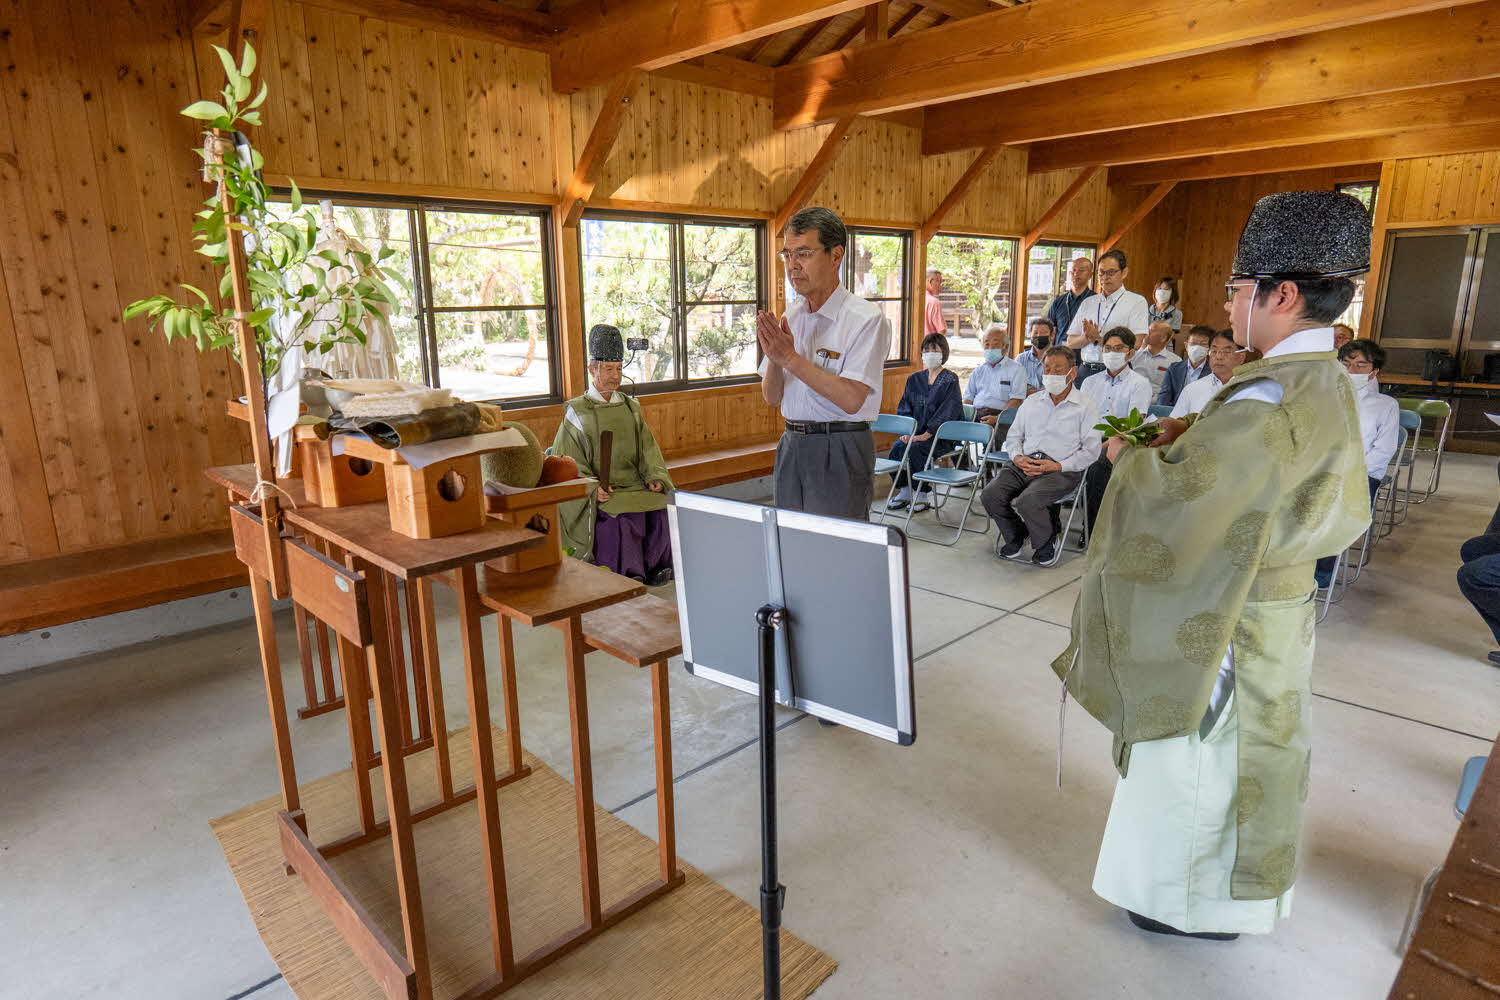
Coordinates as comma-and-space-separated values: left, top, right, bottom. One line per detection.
1080, 327, 1154, 534
1129, 321, 1181, 396
964, 322, 1028, 426
1169, 328, 1242, 419
981, 346, 1101, 565
1314, 337, 1401, 587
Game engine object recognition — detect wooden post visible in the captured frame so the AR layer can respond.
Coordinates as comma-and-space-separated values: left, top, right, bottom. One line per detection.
651, 659, 677, 883
414, 579, 453, 800
563, 615, 603, 927
1360, 160, 1395, 339
560, 72, 643, 228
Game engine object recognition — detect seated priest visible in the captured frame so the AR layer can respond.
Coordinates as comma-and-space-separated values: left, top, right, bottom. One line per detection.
554, 325, 675, 586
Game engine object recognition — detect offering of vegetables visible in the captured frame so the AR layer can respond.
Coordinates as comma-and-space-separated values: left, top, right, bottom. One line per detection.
1094, 408, 1161, 446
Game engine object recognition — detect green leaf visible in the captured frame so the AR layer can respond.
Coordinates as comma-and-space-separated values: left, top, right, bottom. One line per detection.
182, 100, 229, 121
289, 179, 303, 214
232, 73, 252, 103
239, 109, 261, 128
179, 283, 211, 306
247, 80, 269, 110
213, 45, 242, 88
239, 41, 257, 79
246, 307, 276, 327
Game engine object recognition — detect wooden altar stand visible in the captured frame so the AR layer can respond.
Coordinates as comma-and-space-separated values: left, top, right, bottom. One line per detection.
208, 462, 686, 1000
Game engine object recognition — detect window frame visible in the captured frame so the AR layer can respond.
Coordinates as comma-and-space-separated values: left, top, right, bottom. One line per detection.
579, 208, 769, 396
841, 225, 913, 367
272, 188, 563, 406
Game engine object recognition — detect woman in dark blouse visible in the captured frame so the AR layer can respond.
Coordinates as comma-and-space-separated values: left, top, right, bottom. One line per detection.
887, 332, 964, 511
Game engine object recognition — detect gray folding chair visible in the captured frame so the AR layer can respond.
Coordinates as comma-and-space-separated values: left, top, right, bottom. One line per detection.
990, 463, 1091, 568
1384, 410, 1422, 533
1148, 404, 1174, 420
869, 412, 918, 522
901, 420, 993, 545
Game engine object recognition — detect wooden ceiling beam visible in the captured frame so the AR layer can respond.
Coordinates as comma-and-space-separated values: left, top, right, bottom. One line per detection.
773, 116, 861, 235
917, 0, 995, 15
1022, 165, 1100, 248
920, 147, 998, 243
924, 0, 1500, 153
561, 72, 645, 227
295, 0, 561, 50
886, 4, 924, 35
1100, 182, 1176, 255
773, 0, 1485, 130
554, 0, 871, 93
1027, 79, 1500, 172
652, 54, 775, 96
778, 15, 840, 65
1108, 124, 1500, 185
863, 1, 889, 42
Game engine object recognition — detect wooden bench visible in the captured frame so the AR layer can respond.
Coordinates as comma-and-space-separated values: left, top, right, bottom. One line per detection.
664, 438, 778, 491
578, 594, 683, 884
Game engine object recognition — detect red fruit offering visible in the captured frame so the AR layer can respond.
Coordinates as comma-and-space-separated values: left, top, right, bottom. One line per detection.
538, 454, 579, 485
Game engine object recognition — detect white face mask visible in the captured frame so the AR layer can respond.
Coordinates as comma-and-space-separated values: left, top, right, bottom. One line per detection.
1345, 370, 1371, 389
921, 351, 944, 370
1042, 373, 1068, 395
1102, 351, 1127, 372
1187, 344, 1209, 365
1154, 288, 1172, 306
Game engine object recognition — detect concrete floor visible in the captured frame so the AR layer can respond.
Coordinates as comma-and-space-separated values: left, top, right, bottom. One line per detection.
3, 454, 1498, 1000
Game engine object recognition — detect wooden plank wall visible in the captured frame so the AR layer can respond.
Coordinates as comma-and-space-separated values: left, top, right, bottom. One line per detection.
1384, 152, 1500, 226
0, 0, 1109, 601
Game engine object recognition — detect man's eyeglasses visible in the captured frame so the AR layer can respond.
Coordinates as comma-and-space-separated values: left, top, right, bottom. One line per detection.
1096, 268, 1122, 279
1207, 347, 1236, 359
777, 247, 826, 262
1223, 280, 1257, 301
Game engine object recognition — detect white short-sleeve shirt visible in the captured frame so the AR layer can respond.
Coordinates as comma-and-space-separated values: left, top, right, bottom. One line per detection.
759, 284, 891, 422
1065, 287, 1151, 363
1168, 372, 1226, 419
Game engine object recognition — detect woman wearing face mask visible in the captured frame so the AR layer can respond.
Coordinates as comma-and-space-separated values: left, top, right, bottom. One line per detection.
886, 332, 964, 511
1150, 276, 1183, 333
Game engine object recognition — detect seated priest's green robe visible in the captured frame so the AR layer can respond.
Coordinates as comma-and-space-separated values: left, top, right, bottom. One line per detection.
552, 390, 674, 563
1052, 346, 1369, 922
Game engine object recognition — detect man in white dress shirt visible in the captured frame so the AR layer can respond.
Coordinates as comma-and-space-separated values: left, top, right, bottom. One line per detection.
1065, 248, 1151, 380
1314, 337, 1400, 586
758, 206, 892, 520
1169, 329, 1243, 419
1080, 328, 1154, 533
964, 323, 1027, 424
1130, 321, 1181, 396
980, 346, 1101, 565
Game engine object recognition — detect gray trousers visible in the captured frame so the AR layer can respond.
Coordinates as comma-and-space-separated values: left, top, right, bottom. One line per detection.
981, 464, 1082, 546
773, 428, 875, 521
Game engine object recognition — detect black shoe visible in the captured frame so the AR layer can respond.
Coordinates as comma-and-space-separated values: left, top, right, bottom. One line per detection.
646, 566, 674, 587
1127, 910, 1239, 941
817, 718, 840, 728
1032, 537, 1058, 564
1488, 651, 1500, 668
999, 539, 1026, 559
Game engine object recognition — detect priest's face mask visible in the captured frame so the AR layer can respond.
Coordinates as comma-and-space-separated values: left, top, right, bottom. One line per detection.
590, 361, 623, 396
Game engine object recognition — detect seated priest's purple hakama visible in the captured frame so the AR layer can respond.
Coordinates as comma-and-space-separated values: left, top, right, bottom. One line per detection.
553, 324, 676, 587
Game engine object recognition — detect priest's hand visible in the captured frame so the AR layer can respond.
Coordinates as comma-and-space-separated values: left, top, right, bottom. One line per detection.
1149, 418, 1189, 448
648, 480, 664, 493
756, 311, 797, 367
1104, 436, 1130, 464
596, 485, 612, 504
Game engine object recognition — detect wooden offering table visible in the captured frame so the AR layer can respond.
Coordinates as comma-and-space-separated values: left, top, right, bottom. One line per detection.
208, 462, 686, 1000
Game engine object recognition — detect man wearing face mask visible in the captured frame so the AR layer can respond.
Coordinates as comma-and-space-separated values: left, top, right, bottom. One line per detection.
1053, 191, 1372, 940
1157, 325, 1216, 408
759, 206, 892, 520
1046, 255, 1097, 341
1169, 329, 1243, 419
1080, 328, 1153, 534
1313, 338, 1399, 587
1020, 318, 1055, 390
963, 322, 1027, 425
1065, 249, 1150, 378
1130, 321, 1181, 396
981, 346, 1101, 565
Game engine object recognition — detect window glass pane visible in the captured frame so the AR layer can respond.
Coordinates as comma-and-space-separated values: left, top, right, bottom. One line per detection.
581, 218, 678, 384
431, 309, 551, 401
684, 224, 758, 303
425, 210, 546, 308
849, 231, 909, 360
328, 205, 423, 382
686, 303, 758, 379
928, 234, 1016, 372
1025, 244, 1059, 330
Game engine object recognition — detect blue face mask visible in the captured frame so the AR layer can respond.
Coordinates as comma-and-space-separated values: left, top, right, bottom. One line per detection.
983, 349, 1006, 363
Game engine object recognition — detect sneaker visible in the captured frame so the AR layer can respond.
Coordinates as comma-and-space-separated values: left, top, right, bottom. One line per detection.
1487, 651, 1500, 668
887, 487, 913, 509
1032, 537, 1058, 565
999, 539, 1026, 560
646, 566, 674, 587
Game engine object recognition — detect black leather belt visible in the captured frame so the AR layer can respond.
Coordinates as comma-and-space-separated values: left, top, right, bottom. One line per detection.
784, 420, 869, 435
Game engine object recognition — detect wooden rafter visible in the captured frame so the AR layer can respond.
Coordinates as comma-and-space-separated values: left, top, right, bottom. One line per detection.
297, 0, 559, 50
923, 0, 1500, 152
777, 16, 839, 66
919, 147, 998, 243
886, 4, 925, 35
1100, 182, 1177, 255
1110, 124, 1500, 185
554, 0, 870, 93
653, 54, 775, 97
773, 116, 861, 235
1022, 165, 1101, 248
863, 1, 889, 40
560, 72, 644, 227
773, 0, 1483, 129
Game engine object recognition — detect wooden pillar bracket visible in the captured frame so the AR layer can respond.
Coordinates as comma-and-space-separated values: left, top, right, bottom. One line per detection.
1022, 164, 1101, 250
561, 71, 644, 228
1100, 180, 1177, 256
773, 115, 861, 236
920, 146, 999, 244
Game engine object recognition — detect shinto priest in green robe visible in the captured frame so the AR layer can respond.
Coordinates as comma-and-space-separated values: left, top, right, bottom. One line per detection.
552, 324, 675, 585
1052, 191, 1373, 937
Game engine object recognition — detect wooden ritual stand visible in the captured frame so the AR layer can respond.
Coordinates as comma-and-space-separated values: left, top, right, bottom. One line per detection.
210, 461, 686, 1000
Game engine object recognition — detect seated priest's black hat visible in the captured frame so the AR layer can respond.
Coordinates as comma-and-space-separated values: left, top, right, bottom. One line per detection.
588, 324, 625, 363
1231, 190, 1371, 281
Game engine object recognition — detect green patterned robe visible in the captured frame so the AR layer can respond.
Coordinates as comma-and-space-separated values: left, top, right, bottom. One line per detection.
1052, 348, 1369, 900
552, 391, 674, 562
